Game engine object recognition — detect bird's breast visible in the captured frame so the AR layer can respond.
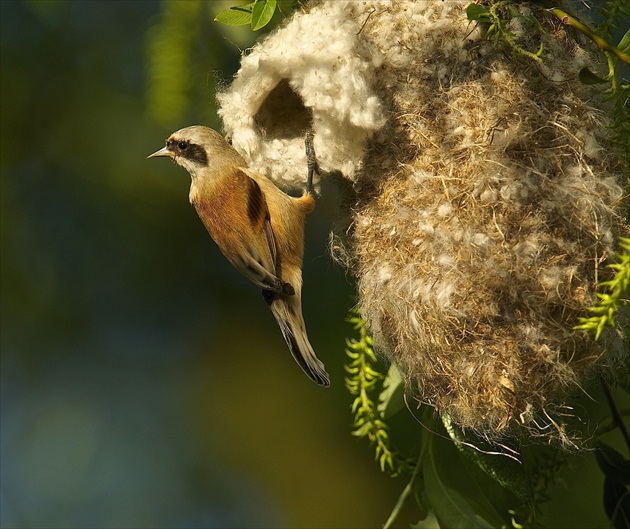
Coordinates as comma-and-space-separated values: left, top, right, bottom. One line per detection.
191, 179, 251, 257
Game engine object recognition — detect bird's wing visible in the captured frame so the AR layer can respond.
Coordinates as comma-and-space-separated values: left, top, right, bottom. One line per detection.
192, 168, 292, 296
232, 174, 292, 296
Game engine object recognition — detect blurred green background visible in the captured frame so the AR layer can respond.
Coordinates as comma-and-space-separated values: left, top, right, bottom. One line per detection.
1, 1, 627, 528
0, 1, 408, 527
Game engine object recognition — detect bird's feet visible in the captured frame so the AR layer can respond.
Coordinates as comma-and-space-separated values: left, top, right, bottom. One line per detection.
305, 131, 320, 194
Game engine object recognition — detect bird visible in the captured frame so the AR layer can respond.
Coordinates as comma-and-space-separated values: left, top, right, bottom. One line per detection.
148, 125, 330, 387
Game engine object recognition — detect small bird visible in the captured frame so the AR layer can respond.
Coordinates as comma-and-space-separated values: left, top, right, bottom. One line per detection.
148, 126, 330, 386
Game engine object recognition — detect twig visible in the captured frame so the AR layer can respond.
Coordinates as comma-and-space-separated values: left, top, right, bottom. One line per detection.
549, 8, 630, 65
382, 446, 424, 529
357, 7, 376, 35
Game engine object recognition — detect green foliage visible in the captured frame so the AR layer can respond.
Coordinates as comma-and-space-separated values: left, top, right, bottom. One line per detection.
214, 3, 254, 27
345, 313, 536, 529
595, 441, 630, 528
346, 310, 630, 528
466, 1, 544, 62
442, 416, 531, 508
605, 42, 630, 165
378, 363, 406, 420
423, 430, 520, 529
518, 443, 569, 525
345, 311, 409, 477
600, 0, 630, 41
214, 0, 302, 31
576, 237, 630, 340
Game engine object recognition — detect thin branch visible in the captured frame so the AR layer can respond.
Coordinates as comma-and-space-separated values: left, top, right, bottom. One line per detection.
549, 8, 630, 65
382, 447, 424, 529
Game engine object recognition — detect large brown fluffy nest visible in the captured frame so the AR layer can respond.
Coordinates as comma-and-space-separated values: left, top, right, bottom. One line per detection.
345, 1, 627, 444
218, 0, 628, 445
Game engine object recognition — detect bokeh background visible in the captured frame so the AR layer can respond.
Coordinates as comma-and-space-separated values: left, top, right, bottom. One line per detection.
1, 1, 408, 527
1, 1, 626, 528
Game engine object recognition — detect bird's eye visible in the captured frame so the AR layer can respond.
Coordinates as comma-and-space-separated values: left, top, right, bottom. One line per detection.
178, 141, 188, 150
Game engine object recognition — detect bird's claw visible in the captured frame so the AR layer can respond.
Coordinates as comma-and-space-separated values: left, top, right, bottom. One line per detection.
305, 131, 319, 194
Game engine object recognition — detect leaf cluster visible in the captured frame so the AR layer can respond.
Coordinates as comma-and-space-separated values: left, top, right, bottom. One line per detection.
345, 313, 536, 529
576, 237, 630, 340
600, 0, 630, 41
345, 311, 409, 477
466, 1, 544, 62
345, 311, 630, 528
595, 440, 630, 529
214, 0, 303, 31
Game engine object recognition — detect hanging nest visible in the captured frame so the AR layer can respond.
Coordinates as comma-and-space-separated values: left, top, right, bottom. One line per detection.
217, 0, 628, 445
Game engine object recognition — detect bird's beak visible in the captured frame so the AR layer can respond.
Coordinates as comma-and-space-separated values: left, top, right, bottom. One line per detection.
147, 146, 173, 159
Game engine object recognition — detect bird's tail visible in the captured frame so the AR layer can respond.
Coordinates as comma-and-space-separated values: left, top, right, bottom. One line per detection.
269, 295, 330, 387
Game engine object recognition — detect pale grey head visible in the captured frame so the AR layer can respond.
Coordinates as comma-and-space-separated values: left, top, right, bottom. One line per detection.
148, 125, 245, 178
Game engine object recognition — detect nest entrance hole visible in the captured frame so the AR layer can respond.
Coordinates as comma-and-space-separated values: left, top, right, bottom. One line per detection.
254, 79, 313, 139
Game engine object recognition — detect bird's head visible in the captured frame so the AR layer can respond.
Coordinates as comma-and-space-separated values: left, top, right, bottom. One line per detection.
148, 125, 244, 179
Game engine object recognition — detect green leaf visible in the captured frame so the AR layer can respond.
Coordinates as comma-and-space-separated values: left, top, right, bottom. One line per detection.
618, 30, 630, 54
251, 0, 276, 31
579, 67, 609, 85
424, 463, 497, 528
595, 441, 630, 485
378, 363, 405, 419
214, 3, 255, 26
423, 433, 513, 529
442, 415, 532, 506
414, 484, 429, 520
603, 477, 630, 528
466, 3, 491, 22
